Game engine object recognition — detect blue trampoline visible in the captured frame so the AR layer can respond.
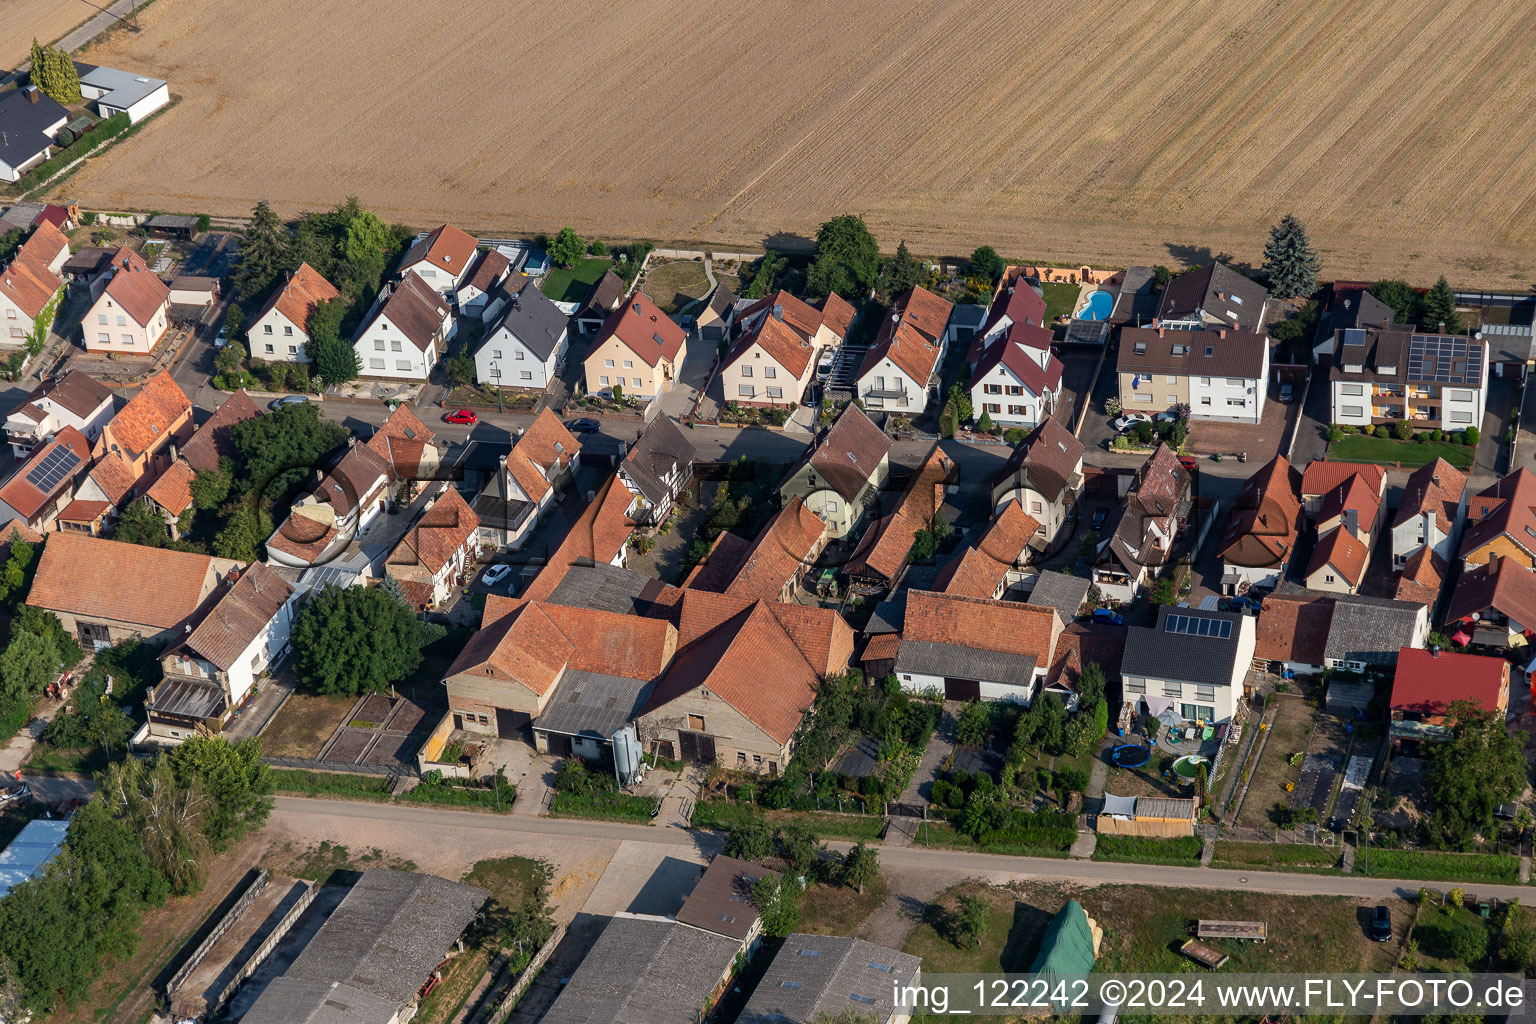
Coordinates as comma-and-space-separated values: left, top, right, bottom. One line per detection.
1111, 744, 1150, 768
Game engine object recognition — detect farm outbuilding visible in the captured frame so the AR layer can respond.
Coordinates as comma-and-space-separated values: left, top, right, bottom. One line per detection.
1096, 793, 1196, 837
145, 213, 200, 239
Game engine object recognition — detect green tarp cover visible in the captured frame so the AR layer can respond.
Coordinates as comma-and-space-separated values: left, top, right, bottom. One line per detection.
1028, 899, 1097, 974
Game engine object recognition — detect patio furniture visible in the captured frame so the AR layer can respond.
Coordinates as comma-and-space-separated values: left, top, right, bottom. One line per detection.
1168, 727, 1183, 743
1202, 726, 1215, 741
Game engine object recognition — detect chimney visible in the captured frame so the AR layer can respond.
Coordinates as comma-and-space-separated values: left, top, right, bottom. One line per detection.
1438, 321, 1446, 333
1218, 328, 1226, 338
1156, 327, 1164, 337
632, 302, 641, 316
1431, 645, 1440, 658
25, 87, 39, 104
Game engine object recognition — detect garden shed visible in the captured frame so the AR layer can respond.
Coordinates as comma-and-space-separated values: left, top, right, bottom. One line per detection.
1028, 900, 1102, 974
1096, 792, 1196, 837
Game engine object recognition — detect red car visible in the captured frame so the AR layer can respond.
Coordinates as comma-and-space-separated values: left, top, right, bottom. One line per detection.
444, 409, 478, 425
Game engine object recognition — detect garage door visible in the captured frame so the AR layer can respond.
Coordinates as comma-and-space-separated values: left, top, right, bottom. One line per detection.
678, 730, 717, 763
703, 325, 724, 342
944, 679, 981, 701
496, 708, 530, 738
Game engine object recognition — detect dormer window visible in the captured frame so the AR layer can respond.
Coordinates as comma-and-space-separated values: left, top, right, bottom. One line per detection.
1134, 342, 1146, 355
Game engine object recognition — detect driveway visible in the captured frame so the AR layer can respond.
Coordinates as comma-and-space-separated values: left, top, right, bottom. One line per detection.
657, 328, 715, 420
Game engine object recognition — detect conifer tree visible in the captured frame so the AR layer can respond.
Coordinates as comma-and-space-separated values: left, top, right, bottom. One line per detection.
1422, 276, 1462, 334
1261, 213, 1321, 299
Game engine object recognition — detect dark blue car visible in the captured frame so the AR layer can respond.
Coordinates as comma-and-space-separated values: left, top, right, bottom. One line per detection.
1092, 608, 1124, 625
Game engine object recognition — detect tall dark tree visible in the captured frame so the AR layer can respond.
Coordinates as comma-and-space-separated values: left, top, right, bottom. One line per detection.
1368, 279, 1420, 326
307, 297, 360, 385
112, 497, 171, 549
234, 200, 288, 300
291, 584, 433, 695
806, 214, 880, 299
166, 737, 275, 851
229, 400, 349, 501
879, 241, 923, 295
1261, 213, 1321, 299
1422, 275, 1462, 334
968, 245, 1005, 287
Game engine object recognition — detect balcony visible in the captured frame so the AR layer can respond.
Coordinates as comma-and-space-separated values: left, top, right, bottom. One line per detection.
864, 387, 906, 401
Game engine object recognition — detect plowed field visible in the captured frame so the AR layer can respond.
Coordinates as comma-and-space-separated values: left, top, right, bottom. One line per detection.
55, 0, 1536, 285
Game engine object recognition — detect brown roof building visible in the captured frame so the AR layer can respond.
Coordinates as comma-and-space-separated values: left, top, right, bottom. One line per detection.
1218, 454, 1301, 592
1444, 554, 1536, 650
29, 532, 238, 647
932, 500, 1041, 600
178, 389, 260, 475
685, 496, 827, 604
399, 223, 479, 291
855, 286, 953, 412
1460, 469, 1536, 567
896, 589, 1062, 703
846, 444, 955, 591
385, 487, 481, 610
0, 425, 93, 531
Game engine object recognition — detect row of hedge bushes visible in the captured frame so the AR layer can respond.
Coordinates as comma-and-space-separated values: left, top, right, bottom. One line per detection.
1363, 848, 1519, 884
5, 113, 130, 195
1329, 422, 1478, 445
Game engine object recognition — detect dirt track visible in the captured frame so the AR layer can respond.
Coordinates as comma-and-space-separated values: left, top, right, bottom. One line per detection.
54, 0, 1536, 286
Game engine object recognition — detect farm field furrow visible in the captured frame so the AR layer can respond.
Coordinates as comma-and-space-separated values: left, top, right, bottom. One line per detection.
1, 0, 91, 67
51, 0, 1536, 286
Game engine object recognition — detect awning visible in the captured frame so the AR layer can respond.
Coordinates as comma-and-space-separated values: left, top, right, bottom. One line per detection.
1101, 793, 1138, 818
1142, 695, 1174, 717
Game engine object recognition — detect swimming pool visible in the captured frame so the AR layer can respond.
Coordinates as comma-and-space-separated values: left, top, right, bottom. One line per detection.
1077, 290, 1114, 321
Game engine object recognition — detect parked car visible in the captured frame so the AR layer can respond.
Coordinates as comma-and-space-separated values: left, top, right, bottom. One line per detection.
1153, 411, 1179, 423
444, 409, 478, 425
1280, 382, 1294, 402
1091, 607, 1125, 625
1370, 905, 1392, 942
1090, 507, 1108, 530
817, 352, 837, 380
214, 325, 230, 348
1111, 413, 1153, 432
565, 417, 601, 433
268, 395, 308, 410
481, 564, 513, 587
1178, 455, 1199, 473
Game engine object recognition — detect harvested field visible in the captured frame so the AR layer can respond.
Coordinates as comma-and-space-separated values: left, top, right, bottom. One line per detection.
56, 0, 1536, 286
0, 0, 88, 68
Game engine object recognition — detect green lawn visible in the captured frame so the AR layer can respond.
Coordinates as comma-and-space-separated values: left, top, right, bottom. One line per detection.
540, 258, 614, 303
1092, 834, 1203, 865
270, 769, 393, 799
1040, 282, 1080, 323
1327, 433, 1474, 469
1211, 840, 1343, 872
1362, 847, 1519, 884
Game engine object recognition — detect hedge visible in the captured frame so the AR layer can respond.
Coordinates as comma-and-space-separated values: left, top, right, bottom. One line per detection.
1092, 834, 1204, 865
270, 769, 392, 799
549, 789, 656, 822
1363, 848, 1519, 884
5, 113, 130, 195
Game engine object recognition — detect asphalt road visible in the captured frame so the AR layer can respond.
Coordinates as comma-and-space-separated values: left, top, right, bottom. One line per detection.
271, 796, 1515, 901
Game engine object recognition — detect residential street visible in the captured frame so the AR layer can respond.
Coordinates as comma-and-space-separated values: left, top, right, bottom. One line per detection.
268, 796, 1522, 901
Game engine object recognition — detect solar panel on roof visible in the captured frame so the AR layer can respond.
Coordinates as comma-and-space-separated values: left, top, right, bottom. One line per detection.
1164, 614, 1231, 639
24, 446, 81, 493
1343, 328, 1366, 346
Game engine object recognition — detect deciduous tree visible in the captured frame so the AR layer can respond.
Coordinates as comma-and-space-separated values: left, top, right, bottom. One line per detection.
548, 227, 586, 269
1369, 279, 1420, 326
166, 736, 274, 851
1426, 701, 1525, 849
969, 245, 1005, 287
112, 497, 171, 548
291, 584, 431, 696
954, 893, 989, 948
841, 841, 879, 894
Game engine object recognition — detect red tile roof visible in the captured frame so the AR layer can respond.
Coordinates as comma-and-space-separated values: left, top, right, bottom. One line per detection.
1392, 458, 1466, 535
19, 220, 69, 270
847, 445, 954, 583
100, 246, 170, 328
1395, 547, 1445, 605
85, 453, 137, 504
366, 403, 439, 480
904, 589, 1060, 665
685, 497, 826, 604
642, 601, 819, 745
740, 290, 825, 339
254, 262, 340, 334
1300, 460, 1385, 500
1219, 454, 1302, 566
971, 332, 1064, 397
1256, 592, 1335, 665
0, 251, 60, 318
723, 310, 815, 380
0, 425, 90, 519
932, 499, 1040, 599
1306, 526, 1369, 587
28, 532, 226, 631
145, 459, 195, 516
100, 372, 191, 459
1445, 555, 1536, 630
1391, 647, 1508, 717
388, 487, 479, 575
179, 389, 260, 474
857, 286, 952, 386
515, 408, 581, 478
675, 588, 852, 677
403, 224, 479, 280
981, 276, 1048, 338
1461, 469, 1536, 561
1316, 473, 1382, 530
56, 499, 109, 525
521, 475, 637, 602
814, 293, 856, 339
176, 562, 293, 671
596, 292, 686, 367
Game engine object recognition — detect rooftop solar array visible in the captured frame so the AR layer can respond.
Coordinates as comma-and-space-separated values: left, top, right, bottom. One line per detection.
24, 445, 81, 494
1164, 613, 1233, 639
1408, 334, 1483, 385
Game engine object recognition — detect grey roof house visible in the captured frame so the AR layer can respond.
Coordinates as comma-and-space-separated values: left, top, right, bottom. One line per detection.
0, 88, 69, 184
1157, 261, 1269, 332
237, 870, 488, 1024
475, 277, 570, 390
1322, 591, 1429, 670
540, 914, 746, 1024
778, 404, 892, 539
695, 281, 739, 341
739, 934, 922, 1024
1024, 570, 1090, 625
1120, 606, 1256, 725
617, 415, 697, 526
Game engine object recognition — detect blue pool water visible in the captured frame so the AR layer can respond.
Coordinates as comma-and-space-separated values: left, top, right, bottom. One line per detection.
1078, 290, 1114, 321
